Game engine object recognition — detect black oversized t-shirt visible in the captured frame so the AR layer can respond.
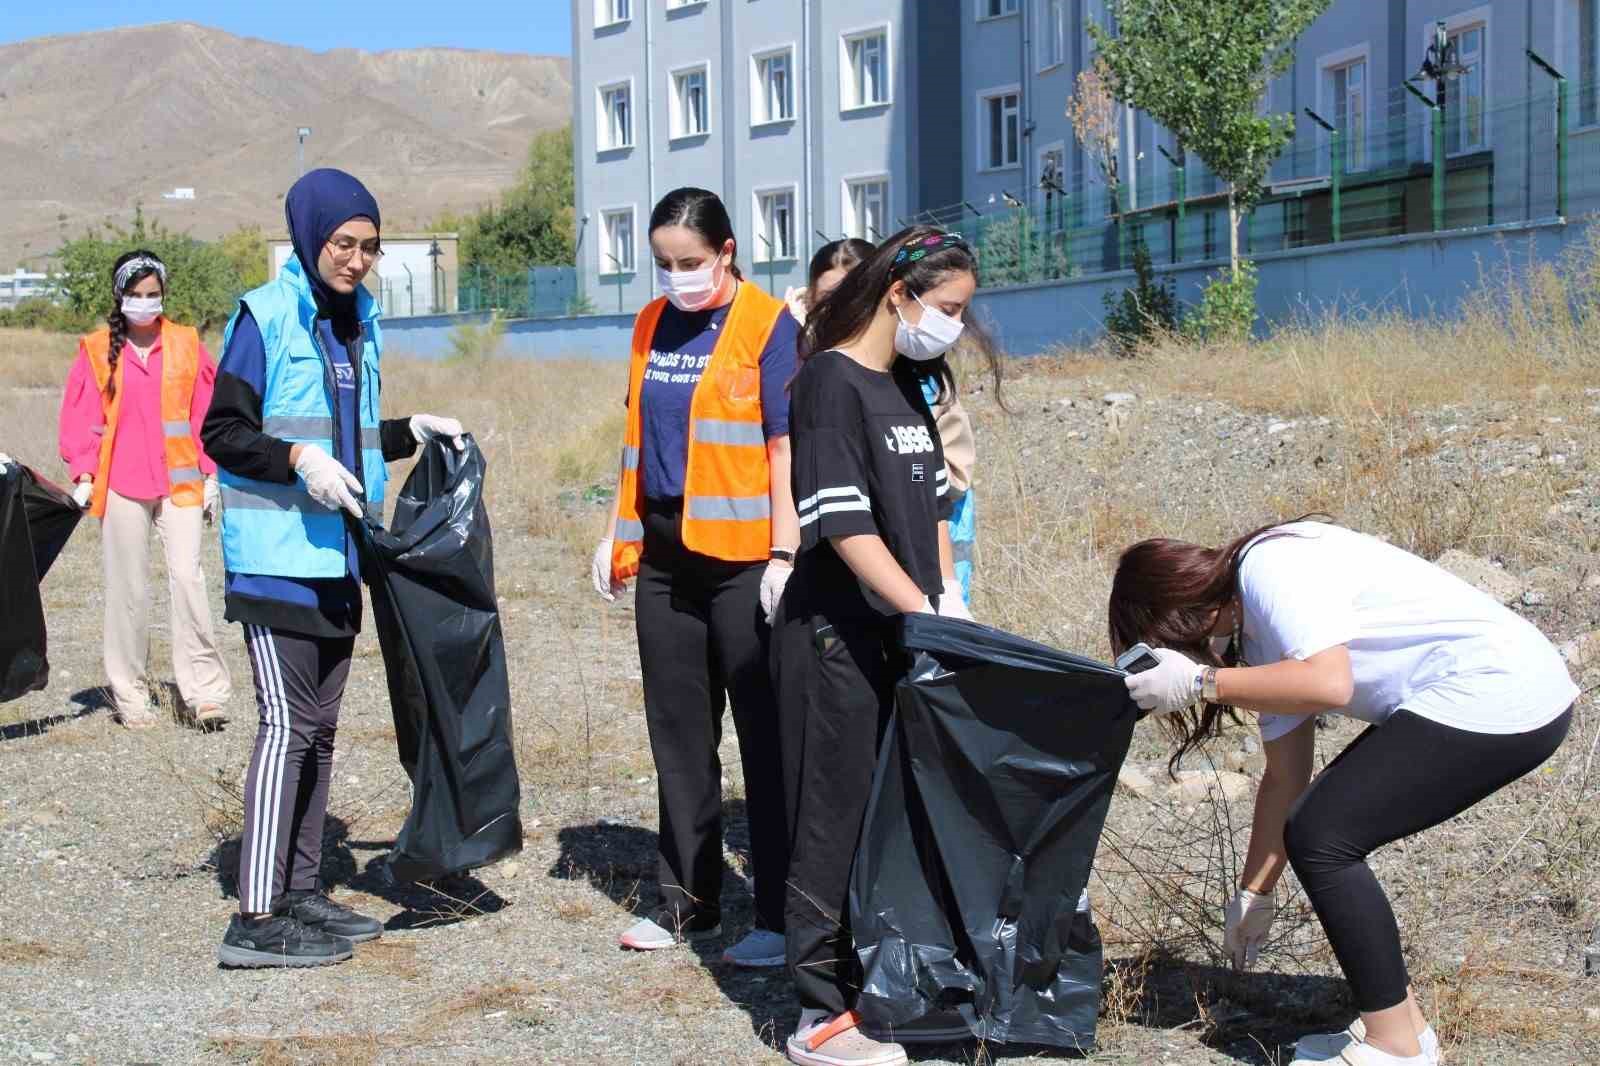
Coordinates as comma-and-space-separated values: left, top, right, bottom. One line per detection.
789, 349, 953, 616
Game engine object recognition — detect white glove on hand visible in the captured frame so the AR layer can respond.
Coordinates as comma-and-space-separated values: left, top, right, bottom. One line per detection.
72, 480, 93, 509
203, 476, 220, 524
410, 414, 465, 450
1224, 888, 1276, 972
591, 538, 625, 602
937, 579, 973, 621
1124, 647, 1202, 716
759, 561, 792, 625
293, 443, 364, 518
0, 452, 12, 473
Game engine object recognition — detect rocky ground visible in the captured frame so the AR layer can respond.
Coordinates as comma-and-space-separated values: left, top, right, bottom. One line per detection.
1, 341, 1597, 1065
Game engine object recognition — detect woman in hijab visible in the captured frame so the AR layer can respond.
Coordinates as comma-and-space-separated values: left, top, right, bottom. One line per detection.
202, 169, 466, 969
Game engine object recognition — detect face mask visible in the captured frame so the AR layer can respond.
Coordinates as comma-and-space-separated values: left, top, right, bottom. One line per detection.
894, 293, 965, 362
121, 296, 162, 326
657, 259, 724, 312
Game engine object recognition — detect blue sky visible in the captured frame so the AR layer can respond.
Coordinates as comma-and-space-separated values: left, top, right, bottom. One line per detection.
0, 1, 572, 56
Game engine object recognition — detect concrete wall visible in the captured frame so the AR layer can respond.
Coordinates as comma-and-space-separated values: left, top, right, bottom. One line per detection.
383, 310, 636, 361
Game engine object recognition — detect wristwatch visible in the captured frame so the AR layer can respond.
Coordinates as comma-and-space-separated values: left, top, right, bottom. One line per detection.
1201, 667, 1220, 703
770, 547, 796, 563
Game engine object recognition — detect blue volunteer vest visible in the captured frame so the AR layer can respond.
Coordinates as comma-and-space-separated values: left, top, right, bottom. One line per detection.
218, 255, 387, 579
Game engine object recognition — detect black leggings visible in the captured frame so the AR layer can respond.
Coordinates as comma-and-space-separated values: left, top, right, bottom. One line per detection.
1284, 706, 1572, 1012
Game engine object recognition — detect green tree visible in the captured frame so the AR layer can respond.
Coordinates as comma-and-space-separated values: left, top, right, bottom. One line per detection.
1089, 0, 1330, 276
459, 125, 577, 273
217, 225, 270, 292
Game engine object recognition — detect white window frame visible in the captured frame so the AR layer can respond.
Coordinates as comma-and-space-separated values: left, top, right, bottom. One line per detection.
1035, 0, 1067, 72
842, 174, 890, 242
751, 43, 798, 127
1316, 44, 1370, 174
599, 205, 637, 276
752, 184, 800, 263
595, 0, 631, 29
669, 61, 713, 140
666, 0, 706, 9
975, 0, 1020, 21
596, 77, 635, 152
1421, 7, 1491, 160
839, 24, 892, 112
977, 84, 1023, 172
1557, 0, 1600, 130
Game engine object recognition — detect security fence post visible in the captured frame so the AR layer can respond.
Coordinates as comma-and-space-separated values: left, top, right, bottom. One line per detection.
1432, 106, 1445, 232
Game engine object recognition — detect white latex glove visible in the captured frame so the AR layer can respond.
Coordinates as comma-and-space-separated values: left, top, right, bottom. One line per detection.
1224, 888, 1276, 972
1124, 647, 1202, 716
591, 537, 625, 602
203, 476, 220, 524
72, 480, 94, 509
759, 561, 792, 625
0, 452, 12, 473
410, 414, 465, 450
937, 579, 973, 621
293, 443, 364, 518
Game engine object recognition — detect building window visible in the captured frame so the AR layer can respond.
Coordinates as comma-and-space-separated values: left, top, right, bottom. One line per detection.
601, 208, 636, 275
666, 0, 703, 8
671, 65, 711, 138
1440, 23, 1487, 154
979, 87, 1021, 170
978, 0, 1019, 19
841, 28, 890, 109
752, 47, 795, 124
598, 81, 634, 150
754, 188, 797, 261
845, 177, 888, 241
1564, 0, 1599, 126
1325, 57, 1367, 170
1037, 0, 1066, 70
596, 0, 630, 26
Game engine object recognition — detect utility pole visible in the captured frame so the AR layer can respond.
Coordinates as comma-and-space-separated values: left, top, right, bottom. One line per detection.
296, 127, 313, 177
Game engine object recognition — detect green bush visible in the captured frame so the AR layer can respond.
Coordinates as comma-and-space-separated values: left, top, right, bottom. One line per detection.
1183, 259, 1258, 345
447, 311, 507, 364
0, 297, 87, 333
976, 210, 1072, 288
566, 292, 599, 316
1101, 242, 1178, 356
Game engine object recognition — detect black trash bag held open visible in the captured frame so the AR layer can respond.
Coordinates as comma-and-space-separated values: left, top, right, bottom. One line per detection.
849, 613, 1137, 1051
357, 436, 523, 882
1, 464, 83, 703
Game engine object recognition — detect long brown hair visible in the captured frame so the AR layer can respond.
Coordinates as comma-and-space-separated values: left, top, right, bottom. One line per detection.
1108, 516, 1325, 774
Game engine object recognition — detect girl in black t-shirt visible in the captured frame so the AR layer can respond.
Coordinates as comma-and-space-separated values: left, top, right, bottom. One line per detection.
774, 228, 997, 1066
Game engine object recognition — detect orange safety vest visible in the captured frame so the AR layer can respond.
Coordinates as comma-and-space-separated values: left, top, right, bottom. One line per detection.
611, 283, 786, 582
80, 319, 205, 519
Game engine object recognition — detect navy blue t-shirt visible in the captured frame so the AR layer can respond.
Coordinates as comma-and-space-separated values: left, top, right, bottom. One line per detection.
637, 294, 798, 501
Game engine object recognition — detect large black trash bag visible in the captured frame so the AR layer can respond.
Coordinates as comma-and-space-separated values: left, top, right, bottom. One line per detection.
1, 464, 82, 703
356, 436, 523, 882
850, 612, 1138, 1051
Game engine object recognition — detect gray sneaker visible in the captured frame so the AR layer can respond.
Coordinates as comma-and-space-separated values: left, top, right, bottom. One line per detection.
217, 914, 353, 969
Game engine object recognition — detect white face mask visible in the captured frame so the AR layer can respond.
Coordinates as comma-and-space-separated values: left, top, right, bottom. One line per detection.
657, 259, 725, 312
894, 293, 965, 362
121, 296, 162, 327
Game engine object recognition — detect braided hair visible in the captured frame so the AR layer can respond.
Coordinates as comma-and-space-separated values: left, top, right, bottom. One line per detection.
105, 249, 166, 402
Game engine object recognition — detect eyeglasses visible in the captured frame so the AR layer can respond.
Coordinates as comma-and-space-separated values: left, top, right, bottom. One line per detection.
326, 236, 383, 264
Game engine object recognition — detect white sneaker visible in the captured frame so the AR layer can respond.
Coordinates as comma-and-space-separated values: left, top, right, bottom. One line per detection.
1290, 1035, 1432, 1066
1295, 1020, 1440, 1065
721, 928, 785, 968
786, 1012, 906, 1066
618, 914, 721, 951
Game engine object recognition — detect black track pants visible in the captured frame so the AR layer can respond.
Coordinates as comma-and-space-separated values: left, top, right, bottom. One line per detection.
1284, 705, 1572, 1012
635, 505, 787, 932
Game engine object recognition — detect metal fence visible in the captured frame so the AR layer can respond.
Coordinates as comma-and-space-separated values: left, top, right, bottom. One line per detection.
377, 265, 580, 319
911, 78, 1586, 287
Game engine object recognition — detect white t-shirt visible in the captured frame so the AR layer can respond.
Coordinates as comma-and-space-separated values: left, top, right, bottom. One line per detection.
1241, 523, 1577, 742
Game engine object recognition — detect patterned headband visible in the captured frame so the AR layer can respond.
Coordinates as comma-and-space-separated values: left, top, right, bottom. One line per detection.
891, 232, 969, 273
114, 256, 168, 296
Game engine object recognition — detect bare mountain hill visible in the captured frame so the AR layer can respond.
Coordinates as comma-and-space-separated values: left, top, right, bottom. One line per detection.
0, 22, 571, 267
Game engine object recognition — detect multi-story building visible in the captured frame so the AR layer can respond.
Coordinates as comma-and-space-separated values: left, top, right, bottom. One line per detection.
573, 1, 1598, 305
0, 269, 55, 310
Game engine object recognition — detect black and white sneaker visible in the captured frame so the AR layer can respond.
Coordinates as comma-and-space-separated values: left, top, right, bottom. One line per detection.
274, 890, 384, 943
217, 914, 353, 969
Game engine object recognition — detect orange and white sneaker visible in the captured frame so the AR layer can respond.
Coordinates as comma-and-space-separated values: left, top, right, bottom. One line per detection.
618, 911, 721, 951
786, 1011, 907, 1066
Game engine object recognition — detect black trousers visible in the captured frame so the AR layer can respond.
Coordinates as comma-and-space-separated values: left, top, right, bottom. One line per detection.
1284, 705, 1572, 1012
635, 505, 787, 932
774, 596, 903, 1014
237, 624, 354, 915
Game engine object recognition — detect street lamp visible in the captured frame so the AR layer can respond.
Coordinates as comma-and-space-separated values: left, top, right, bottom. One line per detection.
1411, 22, 1467, 144
296, 127, 313, 177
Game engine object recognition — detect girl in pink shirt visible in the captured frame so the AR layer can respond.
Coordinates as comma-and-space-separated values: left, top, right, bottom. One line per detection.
57, 250, 232, 730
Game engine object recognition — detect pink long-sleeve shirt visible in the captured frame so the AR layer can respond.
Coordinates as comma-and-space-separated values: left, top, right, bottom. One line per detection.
58, 335, 219, 500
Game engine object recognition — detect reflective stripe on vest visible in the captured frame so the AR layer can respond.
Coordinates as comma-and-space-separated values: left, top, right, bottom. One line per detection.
609, 283, 788, 582
79, 320, 205, 519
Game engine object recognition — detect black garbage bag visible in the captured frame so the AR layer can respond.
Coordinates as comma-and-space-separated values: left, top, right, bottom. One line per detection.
1, 464, 83, 703
849, 613, 1138, 1051
357, 436, 523, 882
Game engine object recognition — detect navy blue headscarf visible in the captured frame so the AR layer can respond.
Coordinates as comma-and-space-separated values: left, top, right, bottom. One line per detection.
285, 168, 382, 320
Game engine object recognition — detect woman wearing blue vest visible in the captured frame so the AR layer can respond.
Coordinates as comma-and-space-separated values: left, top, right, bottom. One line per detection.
202, 169, 465, 968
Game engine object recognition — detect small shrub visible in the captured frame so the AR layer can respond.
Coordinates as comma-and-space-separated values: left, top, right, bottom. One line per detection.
1182, 260, 1258, 345
977, 210, 1072, 287
566, 292, 599, 316
1102, 243, 1178, 356
447, 310, 506, 363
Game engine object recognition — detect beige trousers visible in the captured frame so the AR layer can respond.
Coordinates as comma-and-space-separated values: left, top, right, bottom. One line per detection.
102, 489, 232, 716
